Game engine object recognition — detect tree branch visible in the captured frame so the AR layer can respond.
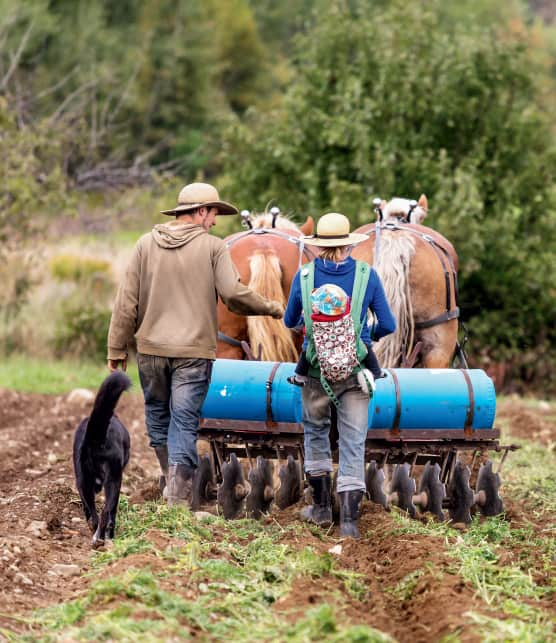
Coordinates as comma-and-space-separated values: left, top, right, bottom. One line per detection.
0, 22, 33, 91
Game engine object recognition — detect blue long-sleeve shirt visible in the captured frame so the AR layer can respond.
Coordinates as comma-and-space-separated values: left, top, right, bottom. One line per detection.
284, 257, 396, 348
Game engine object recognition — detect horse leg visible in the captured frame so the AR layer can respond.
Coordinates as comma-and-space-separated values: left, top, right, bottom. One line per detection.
417, 321, 458, 369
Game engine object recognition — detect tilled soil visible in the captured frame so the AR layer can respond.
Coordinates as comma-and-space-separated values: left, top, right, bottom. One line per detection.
0, 388, 553, 641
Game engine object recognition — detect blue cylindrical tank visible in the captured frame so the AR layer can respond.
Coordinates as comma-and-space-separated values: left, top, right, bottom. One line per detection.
201, 360, 496, 430
370, 368, 496, 430
202, 360, 303, 423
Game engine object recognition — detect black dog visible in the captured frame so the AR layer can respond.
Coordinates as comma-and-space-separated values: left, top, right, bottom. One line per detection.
73, 371, 131, 548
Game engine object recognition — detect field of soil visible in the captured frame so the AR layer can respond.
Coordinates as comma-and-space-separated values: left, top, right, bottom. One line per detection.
0, 386, 554, 641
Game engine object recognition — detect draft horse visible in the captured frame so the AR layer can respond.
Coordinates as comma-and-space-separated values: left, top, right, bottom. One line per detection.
217, 211, 315, 362
352, 195, 461, 369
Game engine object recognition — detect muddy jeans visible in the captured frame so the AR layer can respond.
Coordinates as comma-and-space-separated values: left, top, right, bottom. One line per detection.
137, 353, 213, 468
302, 374, 370, 493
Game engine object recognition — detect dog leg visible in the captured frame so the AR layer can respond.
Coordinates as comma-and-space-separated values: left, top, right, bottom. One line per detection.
93, 473, 122, 549
79, 480, 98, 534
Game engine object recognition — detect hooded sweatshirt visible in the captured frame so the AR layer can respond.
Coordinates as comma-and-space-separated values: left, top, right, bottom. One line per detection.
107, 221, 280, 360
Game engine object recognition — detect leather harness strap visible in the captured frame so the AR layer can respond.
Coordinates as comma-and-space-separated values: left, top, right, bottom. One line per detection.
460, 368, 475, 438
217, 331, 243, 348
225, 227, 316, 262
218, 228, 316, 354
414, 308, 460, 330
386, 368, 402, 438
368, 222, 459, 330
265, 362, 281, 427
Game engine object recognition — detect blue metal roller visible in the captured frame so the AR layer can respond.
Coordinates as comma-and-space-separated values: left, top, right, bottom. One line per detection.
370, 368, 496, 430
201, 360, 496, 430
202, 360, 303, 424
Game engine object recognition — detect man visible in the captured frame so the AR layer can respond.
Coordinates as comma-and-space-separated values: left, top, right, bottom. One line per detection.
107, 182, 284, 506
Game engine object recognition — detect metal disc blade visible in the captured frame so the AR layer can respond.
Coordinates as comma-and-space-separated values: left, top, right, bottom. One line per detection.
217, 453, 247, 519
246, 456, 274, 519
448, 460, 474, 524
191, 455, 215, 511
476, 460, 504, 516
275, 455, 301, 509
418, 461, 446, 521
366, 460, 388, 508
391, 463, 417, 518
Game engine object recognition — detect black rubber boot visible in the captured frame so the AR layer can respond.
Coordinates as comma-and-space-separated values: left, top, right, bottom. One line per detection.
167, 464, 195, 507
300, 473, 333, 527
153, 445, 169, 492
339, 490, 364, 538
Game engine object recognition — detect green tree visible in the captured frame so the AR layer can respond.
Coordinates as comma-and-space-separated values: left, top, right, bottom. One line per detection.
223, 0, 556, 388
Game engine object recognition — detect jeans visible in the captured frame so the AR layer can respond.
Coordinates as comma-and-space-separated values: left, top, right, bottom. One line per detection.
137, 353, 213, 468
302, 374, 370, 493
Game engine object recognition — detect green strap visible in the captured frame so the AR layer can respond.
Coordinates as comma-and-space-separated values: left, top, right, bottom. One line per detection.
351, 261, 371, 362
300, 261, 318, 372
299, 260, 372, 407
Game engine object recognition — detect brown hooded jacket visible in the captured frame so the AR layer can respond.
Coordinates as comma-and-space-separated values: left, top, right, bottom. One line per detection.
107, 221, 281, 360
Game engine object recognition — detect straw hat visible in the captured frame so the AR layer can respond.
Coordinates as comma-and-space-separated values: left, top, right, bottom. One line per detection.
161, 182, 238, 216
303, 213, 368, 247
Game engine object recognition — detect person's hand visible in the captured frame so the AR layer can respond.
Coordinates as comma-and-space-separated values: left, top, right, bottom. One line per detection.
267, 301, 284, 319
108, 358, 127, 372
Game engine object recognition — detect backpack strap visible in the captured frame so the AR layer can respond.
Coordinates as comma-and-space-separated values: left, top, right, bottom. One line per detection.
350, 260, 371, 363
300, 261, 318, 373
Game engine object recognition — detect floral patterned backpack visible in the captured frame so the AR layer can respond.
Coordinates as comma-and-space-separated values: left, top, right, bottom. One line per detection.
300, 261, 371, 406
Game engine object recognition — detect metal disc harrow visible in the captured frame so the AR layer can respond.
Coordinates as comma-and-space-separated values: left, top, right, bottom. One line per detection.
193, 419, 516, 524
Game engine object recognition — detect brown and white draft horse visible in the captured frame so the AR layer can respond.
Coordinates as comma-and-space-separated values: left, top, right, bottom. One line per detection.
352, 195, 461, 369
217, 212, 315, 361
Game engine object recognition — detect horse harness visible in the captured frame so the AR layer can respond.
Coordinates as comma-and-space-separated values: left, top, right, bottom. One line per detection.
369, 221, 460, 331
217, 227, 315, 356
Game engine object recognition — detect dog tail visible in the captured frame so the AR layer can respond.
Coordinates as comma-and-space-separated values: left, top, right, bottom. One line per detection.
86, 371, 131, 444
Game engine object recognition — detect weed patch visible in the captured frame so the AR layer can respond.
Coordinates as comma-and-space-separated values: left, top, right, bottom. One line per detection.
12, 502, 391, 642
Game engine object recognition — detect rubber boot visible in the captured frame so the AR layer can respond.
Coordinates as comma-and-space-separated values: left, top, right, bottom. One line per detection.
167, 464, 195, 507
153, 445, 169, 493
339, 490, 364, 538
300, 473, 333, 527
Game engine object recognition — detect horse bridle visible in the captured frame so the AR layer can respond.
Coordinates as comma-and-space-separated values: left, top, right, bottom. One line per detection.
218, 227, 316, 356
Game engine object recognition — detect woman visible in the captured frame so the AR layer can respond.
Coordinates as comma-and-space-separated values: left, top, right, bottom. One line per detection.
284, 212, 396, 538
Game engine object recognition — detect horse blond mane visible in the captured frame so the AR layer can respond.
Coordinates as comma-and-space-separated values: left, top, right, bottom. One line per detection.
372, 232, 416, 367
246, 253, 299, 362
250, 213, 300, 232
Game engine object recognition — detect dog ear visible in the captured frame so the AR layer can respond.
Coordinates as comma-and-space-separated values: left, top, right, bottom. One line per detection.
418, 194, 428, 211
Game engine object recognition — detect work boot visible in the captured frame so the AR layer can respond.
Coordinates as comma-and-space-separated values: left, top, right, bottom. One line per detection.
167, 464, 195, 507
153, 445, 169, 493
300, 473, 332, 527
339, 490, 364, 538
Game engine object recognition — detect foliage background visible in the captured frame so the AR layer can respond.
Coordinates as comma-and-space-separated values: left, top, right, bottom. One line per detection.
0, 0, 554, 392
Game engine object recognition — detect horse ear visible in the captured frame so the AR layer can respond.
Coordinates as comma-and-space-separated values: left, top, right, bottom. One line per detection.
299, 216, 314, 236
418, 194, 428, 211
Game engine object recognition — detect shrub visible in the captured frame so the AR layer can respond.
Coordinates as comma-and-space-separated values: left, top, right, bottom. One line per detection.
53, 301, 112, 362
49, 254, 112, 283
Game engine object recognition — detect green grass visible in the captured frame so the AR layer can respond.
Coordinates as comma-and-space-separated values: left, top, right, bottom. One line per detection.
0, 354, 140, 394
6, 502, 393, 643
383, 421, 556, 639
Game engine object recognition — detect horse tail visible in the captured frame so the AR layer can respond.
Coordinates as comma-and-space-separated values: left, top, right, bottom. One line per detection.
246, 253, 299, 362
372, 233, 416, 368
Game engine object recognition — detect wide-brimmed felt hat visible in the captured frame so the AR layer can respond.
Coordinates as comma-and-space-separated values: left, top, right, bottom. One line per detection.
303, 212, 368, 247
161, 182, 238, 216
